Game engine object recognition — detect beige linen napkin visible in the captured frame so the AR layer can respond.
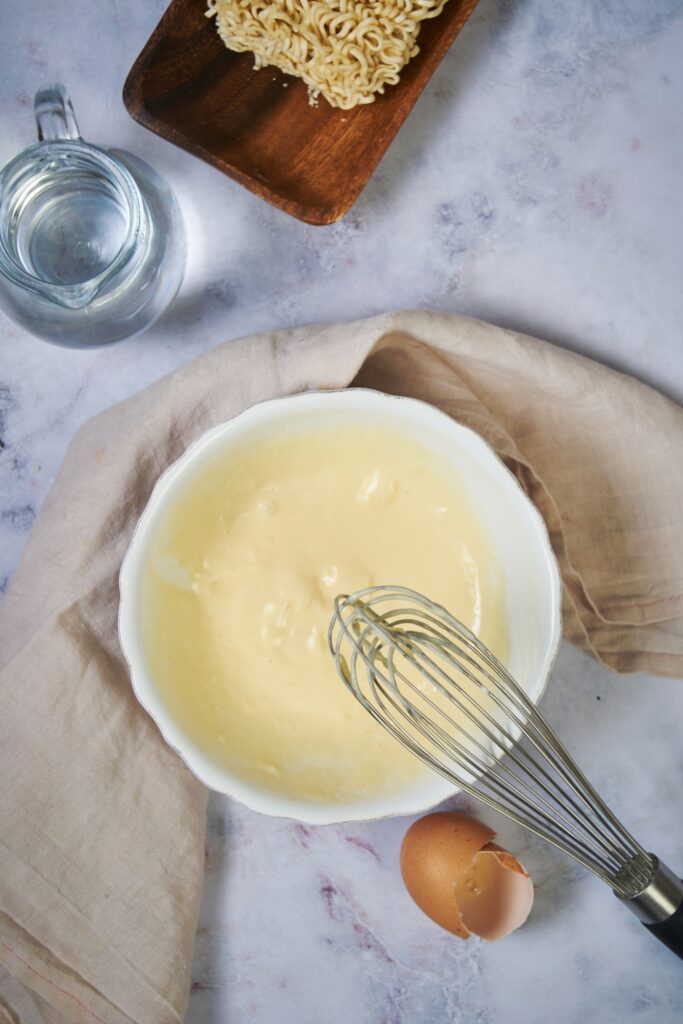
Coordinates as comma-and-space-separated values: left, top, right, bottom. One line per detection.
1, 311, 682, 1023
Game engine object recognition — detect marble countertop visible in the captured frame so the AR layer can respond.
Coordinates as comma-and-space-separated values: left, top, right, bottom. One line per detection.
2, 1, 683, 1021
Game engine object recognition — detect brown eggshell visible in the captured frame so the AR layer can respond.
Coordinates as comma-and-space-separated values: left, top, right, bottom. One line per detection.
400, 814, 534, 941
400, 812, 495, 938
452, 843, 534, 941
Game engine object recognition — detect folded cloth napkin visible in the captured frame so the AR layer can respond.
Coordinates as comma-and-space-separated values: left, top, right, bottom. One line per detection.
1, 311, 682, 1023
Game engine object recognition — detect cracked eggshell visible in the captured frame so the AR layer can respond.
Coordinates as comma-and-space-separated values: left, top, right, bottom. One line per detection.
400, 812, 534, 941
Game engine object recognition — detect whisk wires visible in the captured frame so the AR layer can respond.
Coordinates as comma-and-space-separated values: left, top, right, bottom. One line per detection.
328, 585, 653, 899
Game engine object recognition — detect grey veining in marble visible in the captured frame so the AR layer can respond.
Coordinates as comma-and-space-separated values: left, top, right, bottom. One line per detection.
1, 0, 683, 1021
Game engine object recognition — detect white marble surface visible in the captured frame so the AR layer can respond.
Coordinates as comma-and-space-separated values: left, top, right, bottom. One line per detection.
2, 0, 683, 1021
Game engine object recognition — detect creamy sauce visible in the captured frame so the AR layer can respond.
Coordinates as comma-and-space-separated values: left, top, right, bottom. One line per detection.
143, 426, 507, 803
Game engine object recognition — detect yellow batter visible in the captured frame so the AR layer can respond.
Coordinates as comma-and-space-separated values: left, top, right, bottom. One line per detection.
143, 425, 507, 803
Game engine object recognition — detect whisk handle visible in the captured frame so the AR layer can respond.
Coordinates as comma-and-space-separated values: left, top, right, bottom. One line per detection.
644, 897, 683, 960
622, 857, 683, 960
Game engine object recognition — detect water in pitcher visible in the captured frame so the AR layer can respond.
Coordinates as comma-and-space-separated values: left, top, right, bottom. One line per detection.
6, 161, 130, 287
0, 84, 184, 346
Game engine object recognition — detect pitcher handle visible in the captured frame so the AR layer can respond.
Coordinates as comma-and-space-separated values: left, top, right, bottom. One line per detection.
34, 83, 81, 142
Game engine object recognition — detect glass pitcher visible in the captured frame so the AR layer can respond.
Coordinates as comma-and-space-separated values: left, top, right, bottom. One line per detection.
0, 84, 185, 347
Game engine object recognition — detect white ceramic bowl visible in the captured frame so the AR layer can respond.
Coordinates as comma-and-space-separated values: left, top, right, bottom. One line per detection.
119, 389, 562, 824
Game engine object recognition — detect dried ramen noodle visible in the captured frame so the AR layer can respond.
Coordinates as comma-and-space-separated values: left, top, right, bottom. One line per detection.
206, 0, 451, 109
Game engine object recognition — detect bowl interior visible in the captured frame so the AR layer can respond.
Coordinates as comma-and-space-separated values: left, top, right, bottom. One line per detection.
119, 390, 561, 823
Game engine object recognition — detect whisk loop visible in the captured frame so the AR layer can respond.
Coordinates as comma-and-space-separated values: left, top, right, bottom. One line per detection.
329, 585, 683, 957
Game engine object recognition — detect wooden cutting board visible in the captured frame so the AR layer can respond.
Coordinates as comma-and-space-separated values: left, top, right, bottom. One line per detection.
123, 0, 480, 225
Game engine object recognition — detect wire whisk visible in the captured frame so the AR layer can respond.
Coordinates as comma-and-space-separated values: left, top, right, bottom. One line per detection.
329, 585, 683, 958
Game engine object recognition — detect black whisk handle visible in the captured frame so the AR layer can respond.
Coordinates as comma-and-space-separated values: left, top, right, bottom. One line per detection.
622, 857, 683, 961
644, 894, 683, 960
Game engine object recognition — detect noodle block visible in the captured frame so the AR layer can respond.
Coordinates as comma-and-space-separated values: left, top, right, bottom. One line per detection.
206, 0, 451, 110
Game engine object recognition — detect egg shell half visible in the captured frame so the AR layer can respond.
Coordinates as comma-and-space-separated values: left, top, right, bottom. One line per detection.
400, 812, 534, 941
400, 812, 495, 938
